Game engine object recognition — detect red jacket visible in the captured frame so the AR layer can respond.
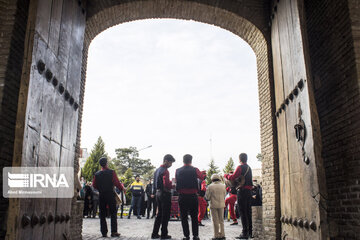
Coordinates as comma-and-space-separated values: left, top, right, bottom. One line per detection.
224, 163, 252, 190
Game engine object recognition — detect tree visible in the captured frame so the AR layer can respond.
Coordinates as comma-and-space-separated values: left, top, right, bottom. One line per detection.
223, 157, 235, 174
112, 146, 155, 177
120, 168, 134, 203
82, 137, 107, 181
206, 159, 220, 185
256, 153, 263, 162
142, 168, 155, 182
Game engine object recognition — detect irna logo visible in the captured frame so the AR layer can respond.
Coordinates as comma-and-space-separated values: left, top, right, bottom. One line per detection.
8, 172, 69, 188
3, 167, 74, 198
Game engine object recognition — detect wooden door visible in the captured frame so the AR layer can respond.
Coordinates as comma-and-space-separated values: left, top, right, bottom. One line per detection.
271, 0, 328, 239
8, 0, 85, 239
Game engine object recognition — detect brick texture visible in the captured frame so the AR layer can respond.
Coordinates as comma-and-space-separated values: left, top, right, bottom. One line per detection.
252, 206, 264, 239
0, 0, 29, 238
305, 1, 360, 239
80, 1, 278, 239
70, 200, 84, 240
4, 0, 360, 239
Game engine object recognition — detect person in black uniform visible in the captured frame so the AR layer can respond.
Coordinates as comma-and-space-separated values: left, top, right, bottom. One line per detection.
175, 154, 204, 240
251, 180, 262, 207
91, 185, 99, 218
146, 179, 157, 219
116, 183, 126, 218
83, 182, 93, 218
92, 157, 124, 238
224, 153, 253, 239
151, 154, 175, 239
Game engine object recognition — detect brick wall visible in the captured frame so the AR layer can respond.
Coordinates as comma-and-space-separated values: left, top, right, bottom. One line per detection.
348, 0, 360, 90
257, 38, 279, 240
0, 0, 29, 238
0, 0, 357, 238
0, 0, 284, 239
252, 206, 264, 239
70, 200, 84, 240
305, 1, 360, 239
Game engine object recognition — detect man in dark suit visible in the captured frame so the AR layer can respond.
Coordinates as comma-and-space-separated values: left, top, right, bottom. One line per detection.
92, 157, 124, 237
224, 153, 253, 239
151, 154, 176, 239
175, 154, 204, 240
146, 179, 157, 219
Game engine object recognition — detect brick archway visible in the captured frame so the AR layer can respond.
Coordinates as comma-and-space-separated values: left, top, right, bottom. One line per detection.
0, 0, 360, 239
2, 1, 360, 239
76, 1, 279, 239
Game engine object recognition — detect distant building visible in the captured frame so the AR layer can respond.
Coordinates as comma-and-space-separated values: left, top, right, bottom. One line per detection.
252, 168, 262, 183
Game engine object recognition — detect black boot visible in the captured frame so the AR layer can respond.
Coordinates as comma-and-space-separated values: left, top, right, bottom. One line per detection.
235, 233, 248, 239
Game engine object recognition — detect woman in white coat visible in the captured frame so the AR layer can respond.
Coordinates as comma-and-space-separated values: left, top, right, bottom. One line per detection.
205, 174, 227, 240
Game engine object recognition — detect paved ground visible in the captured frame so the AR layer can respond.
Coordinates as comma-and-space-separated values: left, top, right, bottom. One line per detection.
82, 217, 243, 240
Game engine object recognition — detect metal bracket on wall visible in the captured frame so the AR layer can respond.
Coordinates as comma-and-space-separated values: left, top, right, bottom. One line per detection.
294, 103, 310, 164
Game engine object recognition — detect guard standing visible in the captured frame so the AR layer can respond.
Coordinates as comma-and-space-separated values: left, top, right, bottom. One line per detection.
92, 157, 123, 238
175, 154, 204, 240
224, 153, 253, 239
91, 185, 99, 218
128, 175, 145, 219
197, 171, 207, 226
151, 154, 175, 239
146, 179, 157, 219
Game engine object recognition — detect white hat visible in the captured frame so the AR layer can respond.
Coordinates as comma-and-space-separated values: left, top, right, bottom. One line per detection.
211, 174, 221, 181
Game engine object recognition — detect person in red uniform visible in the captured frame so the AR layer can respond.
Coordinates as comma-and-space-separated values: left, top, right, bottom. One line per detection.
151, 154, 175, 239
197, 170, 207, 226
225, 186, 238, 225
92, 157, 124, 238
224, 153, 253, 239
175, 154, 204, 240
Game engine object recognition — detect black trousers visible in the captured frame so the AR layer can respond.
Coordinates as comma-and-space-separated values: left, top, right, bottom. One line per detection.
147, 196, 157, 218
120, 204, 124, 218
83, 197, 92, 217
152, 190, 171, 237
99, 192, 117, 235
92, 199, 99, 217
129, 195, 142, 216
237, 189, 253, 235
179, 194, 199, 238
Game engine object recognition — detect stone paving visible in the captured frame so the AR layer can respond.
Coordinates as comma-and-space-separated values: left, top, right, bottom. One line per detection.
82, 217, 244, 240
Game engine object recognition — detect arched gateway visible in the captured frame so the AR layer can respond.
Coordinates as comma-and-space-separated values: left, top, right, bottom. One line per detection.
1, 0, 359, 240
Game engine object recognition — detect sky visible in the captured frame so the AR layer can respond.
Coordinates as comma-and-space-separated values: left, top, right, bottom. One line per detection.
81, 19, 261, 175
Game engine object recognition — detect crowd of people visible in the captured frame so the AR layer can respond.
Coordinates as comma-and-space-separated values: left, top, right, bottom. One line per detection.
80, 175, 157, 220
82, 153, 262, 240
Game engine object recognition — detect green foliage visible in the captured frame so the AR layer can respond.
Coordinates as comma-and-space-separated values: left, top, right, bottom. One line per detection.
107, 158, 115, 169
142, 168, 155, 182
82, 137, 107, 182
223, 157, 235, 174
113, 147, 155, 177
120, 168, 134, 204
206, 159, 220, 185
256, 153, 263, 162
